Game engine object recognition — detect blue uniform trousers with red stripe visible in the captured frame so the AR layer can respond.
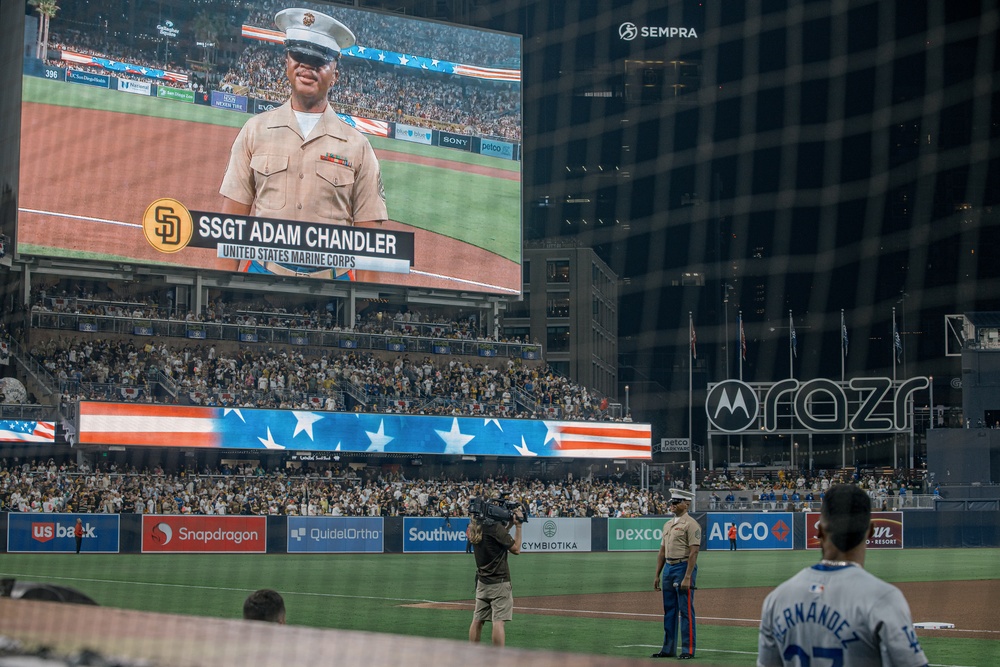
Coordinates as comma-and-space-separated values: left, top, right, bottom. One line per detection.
660, 562, 697, 656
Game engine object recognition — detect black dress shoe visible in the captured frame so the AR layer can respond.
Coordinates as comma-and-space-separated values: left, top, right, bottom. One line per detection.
650, 652, 675, 658
678, 654, 694, 660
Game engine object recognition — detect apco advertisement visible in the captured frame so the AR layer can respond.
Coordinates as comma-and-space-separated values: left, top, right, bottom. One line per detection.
8, 514, 120, 553
706, 513, 793, 551
806, 512, 903, 549
607, 517, 669, 551
521, 518, 592, 552
287, 517, 384, 553
141, 516, 266, 553
403, 517, 471, 553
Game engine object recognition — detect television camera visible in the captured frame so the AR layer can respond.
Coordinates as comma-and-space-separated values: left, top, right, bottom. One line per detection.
468, 495, 528, 525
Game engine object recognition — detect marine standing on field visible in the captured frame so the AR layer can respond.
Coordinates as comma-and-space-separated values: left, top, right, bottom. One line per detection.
652, 488, 700, 659
220, 8, 388, 278
757, 484, 929, 667
468, 502, 523, 647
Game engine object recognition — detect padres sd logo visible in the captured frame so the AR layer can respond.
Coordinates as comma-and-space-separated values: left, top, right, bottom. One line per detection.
142, 198, 193, 253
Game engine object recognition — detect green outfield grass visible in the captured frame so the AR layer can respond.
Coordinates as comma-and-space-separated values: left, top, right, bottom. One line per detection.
1, 549, 995, 665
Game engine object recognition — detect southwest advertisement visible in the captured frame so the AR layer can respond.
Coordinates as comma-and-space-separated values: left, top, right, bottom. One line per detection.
18, 0, 522, 295
805, 512, 904, 549
403, 517, 471, 553
287, 517, 384, 553
705, 513, 794, 550
8, 513, 120, 553
141, 516, 267, 553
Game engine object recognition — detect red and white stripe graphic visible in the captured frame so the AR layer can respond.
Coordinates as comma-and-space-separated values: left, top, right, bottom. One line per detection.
242, 25, 284, 44
349, 116, 390, 137
78, 402, 220, 448
453, 64, 521, 82
547, 421, 651, 458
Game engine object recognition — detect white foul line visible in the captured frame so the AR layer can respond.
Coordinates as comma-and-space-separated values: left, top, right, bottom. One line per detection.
20, 208, 142, 229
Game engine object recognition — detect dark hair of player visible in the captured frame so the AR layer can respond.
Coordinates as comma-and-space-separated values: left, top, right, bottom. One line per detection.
243, 588, 285, 623
821, 484, 872, 552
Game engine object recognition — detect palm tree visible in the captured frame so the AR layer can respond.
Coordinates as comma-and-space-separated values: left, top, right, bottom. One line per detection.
191, 10, 228, 72
28, 0, 60, 61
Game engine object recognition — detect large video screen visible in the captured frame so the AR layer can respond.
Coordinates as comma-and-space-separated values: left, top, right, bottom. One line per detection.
17, 1, 521, 295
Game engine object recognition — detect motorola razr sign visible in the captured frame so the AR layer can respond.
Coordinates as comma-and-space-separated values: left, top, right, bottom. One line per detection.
705, 377, 930, 433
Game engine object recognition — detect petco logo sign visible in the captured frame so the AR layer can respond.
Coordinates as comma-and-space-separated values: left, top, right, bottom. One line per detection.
141, 516, 266, 553
619, 22, 699, 40
8, 514, 120, 553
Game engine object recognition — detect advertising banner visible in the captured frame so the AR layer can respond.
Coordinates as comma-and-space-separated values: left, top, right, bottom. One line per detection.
78, 402, 653, 458
706, 513, 794, 550
432, 344, 451, 355
403, 517, 471, 552
254, 98, 281, 114
607, 517, 669, 551
805, 512, 903, 549
157, 86, 195, 103
66, 69, 109, 88
141, 515, 266, 553
287, 517, 384, 553
210, 90, 248, 112
479, 138, 514, 160
8, 514, 120, 553
439, 131, 472, 151
117, 78, 152, 95
394, 123, 433, 145
521, 518, 591, 552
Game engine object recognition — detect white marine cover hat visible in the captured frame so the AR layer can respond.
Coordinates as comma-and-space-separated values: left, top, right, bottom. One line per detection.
669, 488, 695, 502
275, 8, 356, 62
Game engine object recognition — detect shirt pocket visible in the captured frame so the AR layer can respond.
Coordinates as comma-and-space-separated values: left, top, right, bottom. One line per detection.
250, 154, 289, 210
315, 160, 356, 221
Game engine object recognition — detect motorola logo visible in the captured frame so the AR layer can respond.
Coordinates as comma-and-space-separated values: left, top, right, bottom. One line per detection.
705, 380, 759, 432
619, 22, 638, 41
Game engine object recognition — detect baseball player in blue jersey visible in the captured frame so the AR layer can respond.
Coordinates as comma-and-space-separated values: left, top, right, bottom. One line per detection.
757, 484, 929, 667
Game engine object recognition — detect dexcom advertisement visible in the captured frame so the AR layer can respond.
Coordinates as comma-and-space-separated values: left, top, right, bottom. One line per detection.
8, 514, 120, 553
287, 517, 384, 553
141, 516, 266, 553
607, 518, 669, 551
706, 513, 794, 550
403, 517, 471, 553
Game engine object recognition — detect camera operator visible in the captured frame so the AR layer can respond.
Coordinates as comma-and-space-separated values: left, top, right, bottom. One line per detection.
467, 499, 524, 647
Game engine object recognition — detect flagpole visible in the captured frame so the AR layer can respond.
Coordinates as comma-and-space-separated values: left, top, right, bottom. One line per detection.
841, 309, 846, 382
892, 307, 897, 383
688, 312, 693, 467
788, 310, 794, 379
738, 311, 744, 382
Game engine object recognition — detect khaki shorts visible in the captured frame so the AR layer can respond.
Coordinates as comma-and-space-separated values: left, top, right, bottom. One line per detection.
473, 580, 513, 623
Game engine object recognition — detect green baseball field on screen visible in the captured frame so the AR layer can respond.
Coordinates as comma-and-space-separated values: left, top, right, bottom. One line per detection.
20, 76, 521, 263
1, 549, 995, 666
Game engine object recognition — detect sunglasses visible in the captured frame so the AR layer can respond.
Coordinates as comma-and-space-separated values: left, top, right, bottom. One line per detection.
669, 498, 685, 505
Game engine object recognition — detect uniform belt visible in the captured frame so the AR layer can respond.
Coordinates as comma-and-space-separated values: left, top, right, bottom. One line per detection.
667, 559, 688, 565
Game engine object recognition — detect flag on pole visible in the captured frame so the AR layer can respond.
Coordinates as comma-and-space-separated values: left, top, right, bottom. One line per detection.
894, 321, 903, 362
690, 317, 697, 360
790, 313, 797, 358
841, 313, 849, 357
739, 314, 747, 361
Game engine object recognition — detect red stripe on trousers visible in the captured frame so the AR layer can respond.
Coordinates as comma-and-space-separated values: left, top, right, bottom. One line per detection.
686, 588, 695, 653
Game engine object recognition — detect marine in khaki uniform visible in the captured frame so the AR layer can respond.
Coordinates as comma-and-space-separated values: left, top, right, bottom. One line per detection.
652, 488, 701, 659
220, 8, 387, 278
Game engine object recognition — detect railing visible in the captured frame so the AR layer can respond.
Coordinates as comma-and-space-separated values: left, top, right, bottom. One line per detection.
0, 403, 61, 421
29, 311, 543, 360
4, 336, 59, 397
695, 491, 939, 511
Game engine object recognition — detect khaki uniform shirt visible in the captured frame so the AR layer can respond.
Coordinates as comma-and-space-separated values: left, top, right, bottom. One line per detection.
220, 101, 388, 225
661, 512, 701, 562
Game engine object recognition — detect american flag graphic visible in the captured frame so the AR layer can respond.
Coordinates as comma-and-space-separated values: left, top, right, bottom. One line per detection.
77, 402, 651, 458
452, 63, 521, 82
0, 420, 56, 443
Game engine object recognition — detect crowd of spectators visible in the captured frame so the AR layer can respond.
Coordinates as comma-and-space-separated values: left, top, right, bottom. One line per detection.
700, 467, 926, 511
219, 45, 520, 140
45, 30, 198, 90
0, 459, 667, 518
